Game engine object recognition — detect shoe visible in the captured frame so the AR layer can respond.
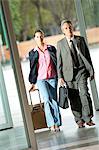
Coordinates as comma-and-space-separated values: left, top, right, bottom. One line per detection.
50, 126, 56, 132
55, 126, 60, 132
78, 122, 85, 128
86, 121, 95, 126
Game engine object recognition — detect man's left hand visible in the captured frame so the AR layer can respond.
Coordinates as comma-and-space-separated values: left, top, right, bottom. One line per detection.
89, 74, 94, 81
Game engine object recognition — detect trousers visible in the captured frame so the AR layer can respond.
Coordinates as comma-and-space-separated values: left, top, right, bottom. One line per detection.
37, 77, 62, 127
67, 68, 93, 123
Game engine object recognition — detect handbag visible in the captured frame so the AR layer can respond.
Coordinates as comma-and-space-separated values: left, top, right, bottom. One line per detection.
59, 85, 69, 109
29, 87, 47, 130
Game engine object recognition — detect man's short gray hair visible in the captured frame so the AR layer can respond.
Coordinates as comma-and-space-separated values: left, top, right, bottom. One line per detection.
61, 20, 72, 28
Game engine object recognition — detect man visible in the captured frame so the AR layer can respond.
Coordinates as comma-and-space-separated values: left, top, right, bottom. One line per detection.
57, 20, 95, 128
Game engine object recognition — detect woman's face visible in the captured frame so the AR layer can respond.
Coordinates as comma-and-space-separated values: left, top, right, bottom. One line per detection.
34, 32, 44, 44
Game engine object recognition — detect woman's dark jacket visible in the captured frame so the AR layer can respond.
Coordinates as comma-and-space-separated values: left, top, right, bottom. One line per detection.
28, 45, 57, 84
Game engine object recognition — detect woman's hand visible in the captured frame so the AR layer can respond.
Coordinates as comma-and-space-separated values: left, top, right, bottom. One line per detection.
29, 84, 35, 92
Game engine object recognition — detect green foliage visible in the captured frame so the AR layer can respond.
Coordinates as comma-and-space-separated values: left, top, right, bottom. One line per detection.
9, 0, 23, 36
81, 0, 99, 28
8, 0, 99, 41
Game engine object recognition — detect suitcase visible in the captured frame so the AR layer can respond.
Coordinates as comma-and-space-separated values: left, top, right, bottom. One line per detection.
29, 87, 47, 130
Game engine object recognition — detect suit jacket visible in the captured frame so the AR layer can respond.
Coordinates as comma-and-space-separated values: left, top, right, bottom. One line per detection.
57, 35, 94, 81
28, 45, 57, 84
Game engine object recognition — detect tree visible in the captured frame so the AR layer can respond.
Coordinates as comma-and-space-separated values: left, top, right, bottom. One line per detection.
9, 0, 77, 41
41, 0, 76, 33
30, 0, 43, 29
9, 0, 23, 39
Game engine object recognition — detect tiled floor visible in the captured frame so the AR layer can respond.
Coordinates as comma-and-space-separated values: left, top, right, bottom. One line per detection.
0, 109, 99, 150
0, 126, 28, 150
36, 109, 99, 150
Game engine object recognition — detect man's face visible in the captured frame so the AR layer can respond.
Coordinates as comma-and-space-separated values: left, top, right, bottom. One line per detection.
61, 23, 73, 38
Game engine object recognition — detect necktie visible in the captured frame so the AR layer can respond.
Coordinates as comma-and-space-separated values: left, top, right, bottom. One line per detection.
70, 40, 79, 68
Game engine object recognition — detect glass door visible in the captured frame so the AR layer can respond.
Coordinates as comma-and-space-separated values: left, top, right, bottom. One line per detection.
0, 61, 13, 130
0, 0, 37, 149
0, 2, 13, 130
74, 0, 99, 110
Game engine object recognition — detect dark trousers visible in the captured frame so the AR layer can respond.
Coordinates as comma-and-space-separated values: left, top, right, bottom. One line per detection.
67, 68, 93, 123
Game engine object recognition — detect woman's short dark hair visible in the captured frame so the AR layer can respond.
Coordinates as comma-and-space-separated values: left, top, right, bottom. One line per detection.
34, 29, 44, 37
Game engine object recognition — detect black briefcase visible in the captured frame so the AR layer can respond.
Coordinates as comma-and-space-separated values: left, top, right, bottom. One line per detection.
59, 86, 69, 109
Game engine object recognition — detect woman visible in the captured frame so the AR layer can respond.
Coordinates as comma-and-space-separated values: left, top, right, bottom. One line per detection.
28, 29, 61, 132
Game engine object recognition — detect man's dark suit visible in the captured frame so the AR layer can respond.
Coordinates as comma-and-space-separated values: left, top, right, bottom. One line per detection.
57, 35, 94, 81
57, 35, 94, 124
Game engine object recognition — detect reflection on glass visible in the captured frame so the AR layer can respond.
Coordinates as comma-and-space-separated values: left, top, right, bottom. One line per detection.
7, 0, 80, 63
0, 88, 6, 125
0, 3, 28, 149
81, 0, 99, 47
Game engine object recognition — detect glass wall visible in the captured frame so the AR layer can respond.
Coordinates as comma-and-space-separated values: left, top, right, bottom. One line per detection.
0, 81, 6, 125
81, 0, 99, 104
8, 0, 78, 39
0, 61, 13, 129
0, 4, 28, 150
7, 0, 80, 103
81, 0, 99, 47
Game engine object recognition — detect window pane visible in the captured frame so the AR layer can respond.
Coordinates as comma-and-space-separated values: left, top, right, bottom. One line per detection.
0, 3, 28, 150
81, 0, 99, 47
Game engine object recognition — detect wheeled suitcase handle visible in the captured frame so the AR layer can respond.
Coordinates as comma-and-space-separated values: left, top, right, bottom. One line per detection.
29, 86, 43, 110
29, 86, 47, 130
